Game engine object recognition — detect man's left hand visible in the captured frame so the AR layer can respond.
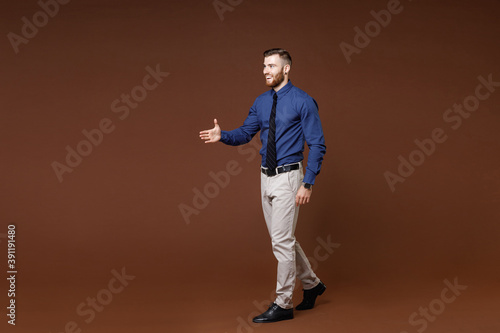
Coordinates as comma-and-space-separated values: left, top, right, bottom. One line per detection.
295, 185, 312, 206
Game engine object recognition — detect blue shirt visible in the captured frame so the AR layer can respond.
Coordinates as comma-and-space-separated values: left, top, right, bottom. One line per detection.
220, 81, 326, 184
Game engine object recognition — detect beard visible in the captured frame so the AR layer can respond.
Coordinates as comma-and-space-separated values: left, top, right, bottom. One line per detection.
265, 70, 285, 88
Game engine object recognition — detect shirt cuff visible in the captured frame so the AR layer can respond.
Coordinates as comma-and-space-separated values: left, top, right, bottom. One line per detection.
220, 131, 229, 144
303, 172, 316, 185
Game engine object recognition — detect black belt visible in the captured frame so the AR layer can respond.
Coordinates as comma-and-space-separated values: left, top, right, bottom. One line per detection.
261, 163, 300, 177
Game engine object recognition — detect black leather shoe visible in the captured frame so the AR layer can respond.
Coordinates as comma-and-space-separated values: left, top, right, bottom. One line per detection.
295, 281, 326, 310
252, 303, 293, 323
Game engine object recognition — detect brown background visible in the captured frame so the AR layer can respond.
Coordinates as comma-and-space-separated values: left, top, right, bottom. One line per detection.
1, 0, 500, 332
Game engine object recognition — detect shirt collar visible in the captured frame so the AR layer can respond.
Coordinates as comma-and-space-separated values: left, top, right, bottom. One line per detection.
270, 80, 294, 99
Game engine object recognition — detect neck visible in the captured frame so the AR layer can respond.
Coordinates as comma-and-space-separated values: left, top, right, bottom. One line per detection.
273, 77, 289, 92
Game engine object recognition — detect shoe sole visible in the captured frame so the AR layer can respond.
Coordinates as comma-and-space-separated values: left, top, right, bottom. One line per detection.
252, 316, 294, 324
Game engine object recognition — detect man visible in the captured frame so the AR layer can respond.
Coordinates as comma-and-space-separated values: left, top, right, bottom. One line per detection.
199, 48, 327, 323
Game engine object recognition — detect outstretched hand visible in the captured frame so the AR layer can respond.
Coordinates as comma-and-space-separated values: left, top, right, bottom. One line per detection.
199, 119, 221, 143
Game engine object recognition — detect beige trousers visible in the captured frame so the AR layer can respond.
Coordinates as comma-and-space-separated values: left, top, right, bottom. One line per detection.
260, 162, 320, 309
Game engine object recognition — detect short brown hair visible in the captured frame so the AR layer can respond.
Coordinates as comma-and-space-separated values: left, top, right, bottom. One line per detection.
263, 48, 292, 66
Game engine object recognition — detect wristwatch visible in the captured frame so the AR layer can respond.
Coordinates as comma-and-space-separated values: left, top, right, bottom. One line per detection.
302, 182, 313, 190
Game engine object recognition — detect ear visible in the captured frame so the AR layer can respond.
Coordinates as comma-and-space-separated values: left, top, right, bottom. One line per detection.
283, 64, 290, 75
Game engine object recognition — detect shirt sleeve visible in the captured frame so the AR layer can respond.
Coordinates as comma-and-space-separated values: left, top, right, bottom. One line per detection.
300, 98, 326, 185
220, 103, 261, 146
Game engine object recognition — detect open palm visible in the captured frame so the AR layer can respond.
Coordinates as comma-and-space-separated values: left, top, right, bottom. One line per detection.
199, 119, 221, 143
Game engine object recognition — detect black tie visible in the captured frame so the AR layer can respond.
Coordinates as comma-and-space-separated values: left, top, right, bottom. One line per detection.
266, 93, 278, 171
